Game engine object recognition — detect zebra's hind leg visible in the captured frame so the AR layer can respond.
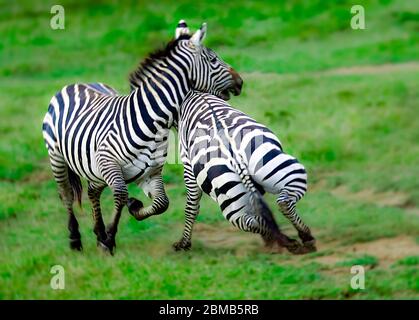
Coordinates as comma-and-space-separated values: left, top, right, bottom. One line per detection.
173, 172, 202, 251
277, 190, 316, 253
128, 171, 169, 221
87, 183, 107, 249
49, 152, 82, 251
231, 212, 302, 254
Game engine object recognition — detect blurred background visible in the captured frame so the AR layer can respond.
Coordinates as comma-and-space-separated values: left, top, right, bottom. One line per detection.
0, 0, 418, 299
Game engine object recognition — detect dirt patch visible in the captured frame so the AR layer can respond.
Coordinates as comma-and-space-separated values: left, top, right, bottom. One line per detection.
313, 235, 418, 268
315, 254, 343, 266
347, 236, 419, 267
194, 223, 263, 255
330, 185, 411, 208
193, 223, 418, 269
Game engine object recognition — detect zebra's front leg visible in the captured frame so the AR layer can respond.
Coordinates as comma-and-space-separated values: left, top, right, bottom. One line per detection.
128, 172, 169, 221
105, 181, 128, 255
173, 169, 202, 251
97, 156, 128, 255
277, 191, 316, 253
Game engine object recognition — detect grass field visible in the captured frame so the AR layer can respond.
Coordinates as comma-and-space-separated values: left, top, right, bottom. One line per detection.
0, 0, 418, 299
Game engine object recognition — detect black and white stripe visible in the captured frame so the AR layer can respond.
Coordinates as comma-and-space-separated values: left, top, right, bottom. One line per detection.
173, 92, 316, 254
42, 21, 242, 254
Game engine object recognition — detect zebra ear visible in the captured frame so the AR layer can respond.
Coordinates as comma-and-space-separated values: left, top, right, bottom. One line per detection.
190, 22, 207, 47
175, 19, 190, 39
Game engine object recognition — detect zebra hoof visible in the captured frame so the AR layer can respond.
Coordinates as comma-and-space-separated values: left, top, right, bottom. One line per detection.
70, 238, 83, 251
97, 240, 115, 256
172, 240, 191, 251
262, 234, 276, 247
284, 239, 305, 255
127, 198, 144, 217
302, 240, 317, 253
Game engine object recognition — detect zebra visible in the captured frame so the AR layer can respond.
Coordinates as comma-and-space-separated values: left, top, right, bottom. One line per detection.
173, 91, 316, 254
41, 20, 243, 254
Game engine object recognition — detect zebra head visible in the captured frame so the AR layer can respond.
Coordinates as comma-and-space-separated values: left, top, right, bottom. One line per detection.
175, 20, 243, 101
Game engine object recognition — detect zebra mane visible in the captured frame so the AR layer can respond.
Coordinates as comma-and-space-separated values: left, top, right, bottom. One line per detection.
129, 34, 191, 89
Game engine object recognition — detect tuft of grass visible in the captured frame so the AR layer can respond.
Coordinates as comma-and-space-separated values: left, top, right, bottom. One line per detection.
395, 256, 419, 266
336, 255, 379, 268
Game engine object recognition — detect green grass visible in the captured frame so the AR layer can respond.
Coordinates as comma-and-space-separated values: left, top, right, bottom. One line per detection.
0, 0, 418, 299
395, 256, 419, 267
336, 255, 379, 268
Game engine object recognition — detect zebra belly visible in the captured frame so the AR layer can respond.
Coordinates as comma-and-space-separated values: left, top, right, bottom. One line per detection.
121, 157, 164, 183
121, 139, 168, 183
62, 151, 105, 184
61, 149, 164, 185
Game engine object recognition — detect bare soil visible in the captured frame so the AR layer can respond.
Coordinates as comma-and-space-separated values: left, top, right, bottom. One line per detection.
330, 185, 411, 208
193, 222, 418, 268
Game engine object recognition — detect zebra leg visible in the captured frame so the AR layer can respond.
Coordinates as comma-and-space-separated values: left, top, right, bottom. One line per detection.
128, 172, 169, 221
106, 180, 128, 255
97, 157, 128, 255
87, 183, 107, 248
173, 168, 202, 251
277, 190, 316, 253
230, 211, 303, 254
49, 152, 82, 251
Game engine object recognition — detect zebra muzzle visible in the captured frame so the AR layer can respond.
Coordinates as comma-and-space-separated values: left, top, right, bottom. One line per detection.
229, 68, 243, 96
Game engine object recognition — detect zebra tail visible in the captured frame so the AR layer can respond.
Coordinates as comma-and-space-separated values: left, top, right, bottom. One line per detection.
68, 168, 82, 207
235, 159, 280, 234
252, 193, 280, 235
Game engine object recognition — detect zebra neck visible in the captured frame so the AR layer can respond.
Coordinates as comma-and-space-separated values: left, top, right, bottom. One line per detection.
129, 57, 193, 128
131, 78, 189, 129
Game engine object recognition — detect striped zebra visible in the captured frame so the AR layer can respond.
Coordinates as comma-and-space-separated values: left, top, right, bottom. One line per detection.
42, 21, 243, 254
174, 92, 316, 254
